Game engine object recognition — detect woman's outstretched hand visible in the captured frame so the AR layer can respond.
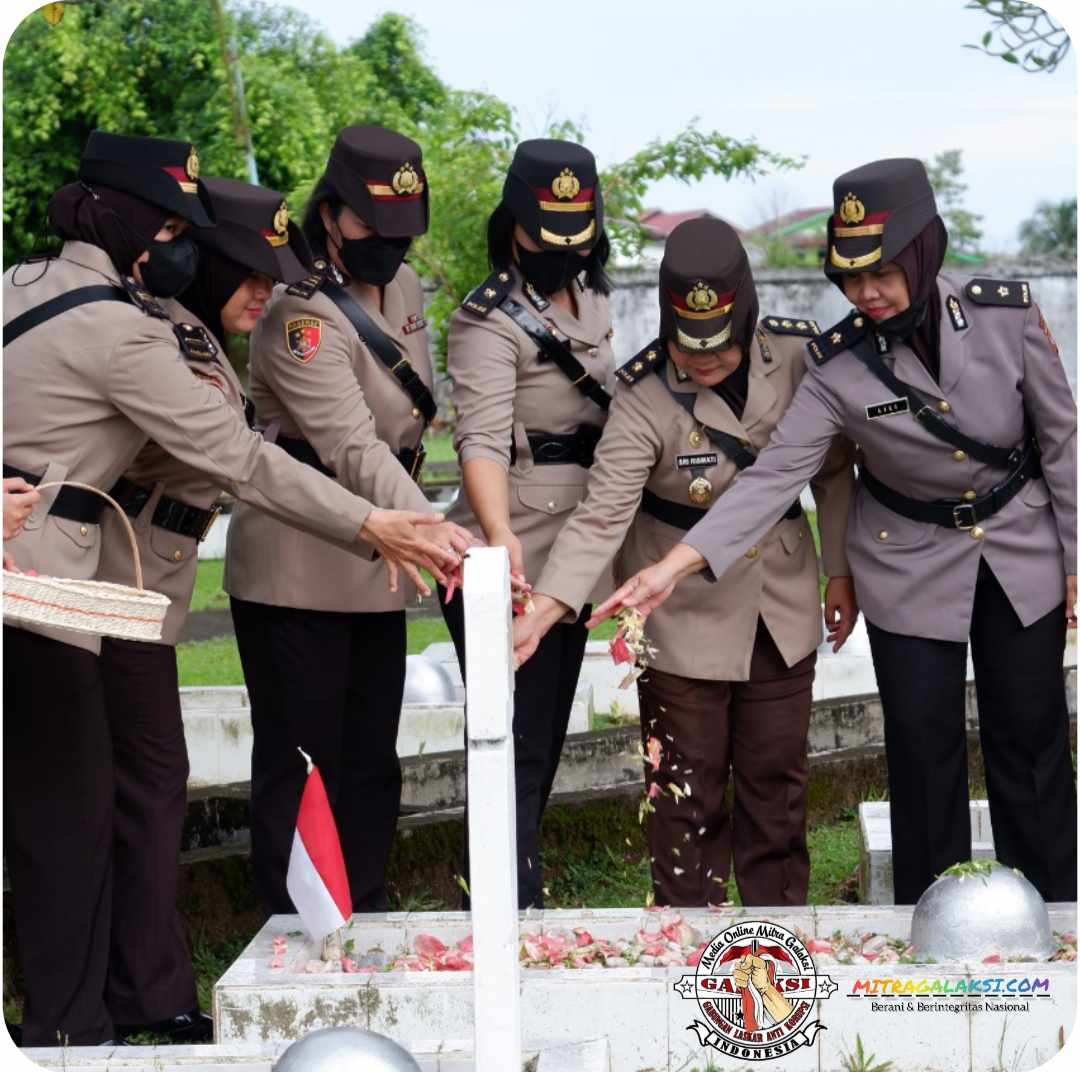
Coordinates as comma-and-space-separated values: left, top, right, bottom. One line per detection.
585, 544, 706, 629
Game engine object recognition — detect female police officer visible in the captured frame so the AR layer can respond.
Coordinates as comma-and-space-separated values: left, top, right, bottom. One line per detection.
93, 176, 314, 1041
513, 217, 857, 906
441, 139, 617, 909
225, 125, 476, 916
582, 158, 1077, 905
2, 131, 455, 1047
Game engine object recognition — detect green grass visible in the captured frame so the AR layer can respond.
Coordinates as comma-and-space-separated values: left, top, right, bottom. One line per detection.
190, 558, 229, 613
177, 634, 244, 687
422, 427, 457, 464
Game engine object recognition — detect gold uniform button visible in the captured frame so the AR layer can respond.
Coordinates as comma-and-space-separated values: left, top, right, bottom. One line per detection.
745, 545, 760, 560
877, 530, 889, 541
411, 407, 422, 419
937, 400, 951, 414
952, 450, 967, 462
971, 284, 983, 296
79, 525, 88, 536
853, 316, 864, 327
970, 526, 985, 540
962, 489, 977, 502
587, 347, 598, 358
173, 550, 184, 562
689, 430, 704, 448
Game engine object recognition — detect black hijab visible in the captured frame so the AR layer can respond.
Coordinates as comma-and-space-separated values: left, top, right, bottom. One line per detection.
47, 182, 168, 277
178, 248, 253, 346
875, 215, 949, 380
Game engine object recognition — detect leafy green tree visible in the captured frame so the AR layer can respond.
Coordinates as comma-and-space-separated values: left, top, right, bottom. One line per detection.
923, 149, 983, 257
965, 0, 1070, 73
4, 2, 799, 366
1019, 198, 1077, 258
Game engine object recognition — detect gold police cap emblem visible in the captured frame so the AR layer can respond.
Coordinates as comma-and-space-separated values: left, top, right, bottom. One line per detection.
839, 192, 865, 225
186, 146, 200, 181
391, 162, 420, 196
551, 167, 581, 201
686, 281, 718, 312
273, 201, 289, 236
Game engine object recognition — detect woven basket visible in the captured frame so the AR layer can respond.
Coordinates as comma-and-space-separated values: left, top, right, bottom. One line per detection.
3, 480, 171, 642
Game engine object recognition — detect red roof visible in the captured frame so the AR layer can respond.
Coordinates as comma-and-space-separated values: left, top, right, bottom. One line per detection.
639, 208, 739, 240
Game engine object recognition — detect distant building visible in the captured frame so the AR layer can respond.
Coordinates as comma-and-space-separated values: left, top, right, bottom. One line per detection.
745, 207, 831, 267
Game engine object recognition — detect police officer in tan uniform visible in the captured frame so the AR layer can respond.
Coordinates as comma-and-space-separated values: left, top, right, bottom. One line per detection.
441, 139, 617, 908
225, 125, 475, 914
513, 217, 857, 906
588, 159, 1077, 905
93, 177, 314, 1042
2, 132, 455, 1047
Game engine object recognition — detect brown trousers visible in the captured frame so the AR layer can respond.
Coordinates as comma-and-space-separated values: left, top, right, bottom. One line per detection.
636, 619, 816, 907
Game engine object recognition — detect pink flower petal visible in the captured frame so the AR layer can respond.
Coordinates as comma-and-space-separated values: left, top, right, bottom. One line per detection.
268, 957, 284, 969
983, 954, 1002, 964
415, 933, 448, 959
686, 943, 707, 967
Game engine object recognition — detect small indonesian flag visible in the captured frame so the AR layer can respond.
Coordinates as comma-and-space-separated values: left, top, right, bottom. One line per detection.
286, 749, 351, 941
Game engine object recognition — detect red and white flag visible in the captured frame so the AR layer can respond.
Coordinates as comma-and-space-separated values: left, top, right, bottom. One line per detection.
286, 749, 351, 941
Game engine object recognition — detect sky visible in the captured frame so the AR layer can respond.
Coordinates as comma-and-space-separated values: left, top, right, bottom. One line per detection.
281, 0, 1077, 253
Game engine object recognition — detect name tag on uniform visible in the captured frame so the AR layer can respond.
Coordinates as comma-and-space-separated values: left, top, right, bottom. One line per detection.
675, 452, 719, 470
865, 397, 910, 421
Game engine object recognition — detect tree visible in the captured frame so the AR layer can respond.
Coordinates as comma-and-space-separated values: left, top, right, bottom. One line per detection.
923, 149, 983, 257
1018, 198, 1077, 258
965, 0, 1070, 73
3, 2, 800, 366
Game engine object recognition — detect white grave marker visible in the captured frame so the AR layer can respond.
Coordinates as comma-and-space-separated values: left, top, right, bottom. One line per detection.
462, 547, 521, 1071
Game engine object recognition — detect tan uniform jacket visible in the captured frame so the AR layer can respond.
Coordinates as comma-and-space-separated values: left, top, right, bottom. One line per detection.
684, 276, 1077, 642
534, 324, 855, 681
94, 307, 245, 648
2, 241, 373, 654
445, 271, 616, 598
224, 262, 432, 612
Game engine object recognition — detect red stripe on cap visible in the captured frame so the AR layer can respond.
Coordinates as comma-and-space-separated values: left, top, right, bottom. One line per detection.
163, 166, 192, 184
833, 209, 890, 227
667, 286, 737, 313
532, 185, 595, 204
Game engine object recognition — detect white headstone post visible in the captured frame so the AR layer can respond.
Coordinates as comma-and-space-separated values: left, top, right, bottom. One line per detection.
462, 547, 522, 1071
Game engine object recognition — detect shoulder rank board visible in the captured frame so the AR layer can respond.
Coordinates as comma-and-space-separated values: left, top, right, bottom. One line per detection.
461, 269, 514, 318
121, 275, 169, 319
806, 310, 870, 367
285, 258, 345, 300
761, 315, 820, 337
964, 278, 1031, 308
615, 338, 665, 387
174, 321, 218, 361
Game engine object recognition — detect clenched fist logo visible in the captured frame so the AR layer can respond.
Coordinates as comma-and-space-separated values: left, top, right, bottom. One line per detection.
734, 953, 795, 1027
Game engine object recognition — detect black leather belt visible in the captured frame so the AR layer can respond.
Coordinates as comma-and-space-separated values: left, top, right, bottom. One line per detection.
109, 476, 221, 542
276, 434, 426, 483
640, 487, 801, 531
2, 463, 106, 524
860, 444, 1042, 530
510, 425, 602, 468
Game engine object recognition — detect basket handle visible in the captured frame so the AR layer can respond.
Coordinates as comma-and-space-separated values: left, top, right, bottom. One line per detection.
36, 481, 144, 591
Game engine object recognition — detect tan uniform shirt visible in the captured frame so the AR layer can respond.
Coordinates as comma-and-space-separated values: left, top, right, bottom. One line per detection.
684, 276, 1077, 642
445, 272, 616, 598
534, 325, 855, 681
94, 307, 245, 648
224, 262, 433, 612
2, 241, 374, 654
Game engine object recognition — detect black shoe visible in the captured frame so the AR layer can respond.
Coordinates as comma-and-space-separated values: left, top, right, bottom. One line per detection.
115, 1010, 213, 1044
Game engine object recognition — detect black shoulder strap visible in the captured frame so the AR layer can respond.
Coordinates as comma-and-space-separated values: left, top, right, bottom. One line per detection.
659, 377, 757, 471
849, 332, 1020, 468
320, 280, 437, 425
499, 296, 612, 412
3, 284, 129, 347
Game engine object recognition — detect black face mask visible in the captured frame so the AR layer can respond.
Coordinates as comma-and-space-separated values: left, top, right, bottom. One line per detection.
139, 234, 200, 298
515, 244, 587, 296
331, 226, 411, 286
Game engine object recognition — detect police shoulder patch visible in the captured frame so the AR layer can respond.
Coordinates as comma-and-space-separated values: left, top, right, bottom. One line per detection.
964, 278, 1031, 308
615, 337, 665, 387
461, 269, 513, 318
121, 275, 169, 319
806, 310, 870, 367
285, 317, 322, 363
761, 315, 820, 337
174, 321, 218, 362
